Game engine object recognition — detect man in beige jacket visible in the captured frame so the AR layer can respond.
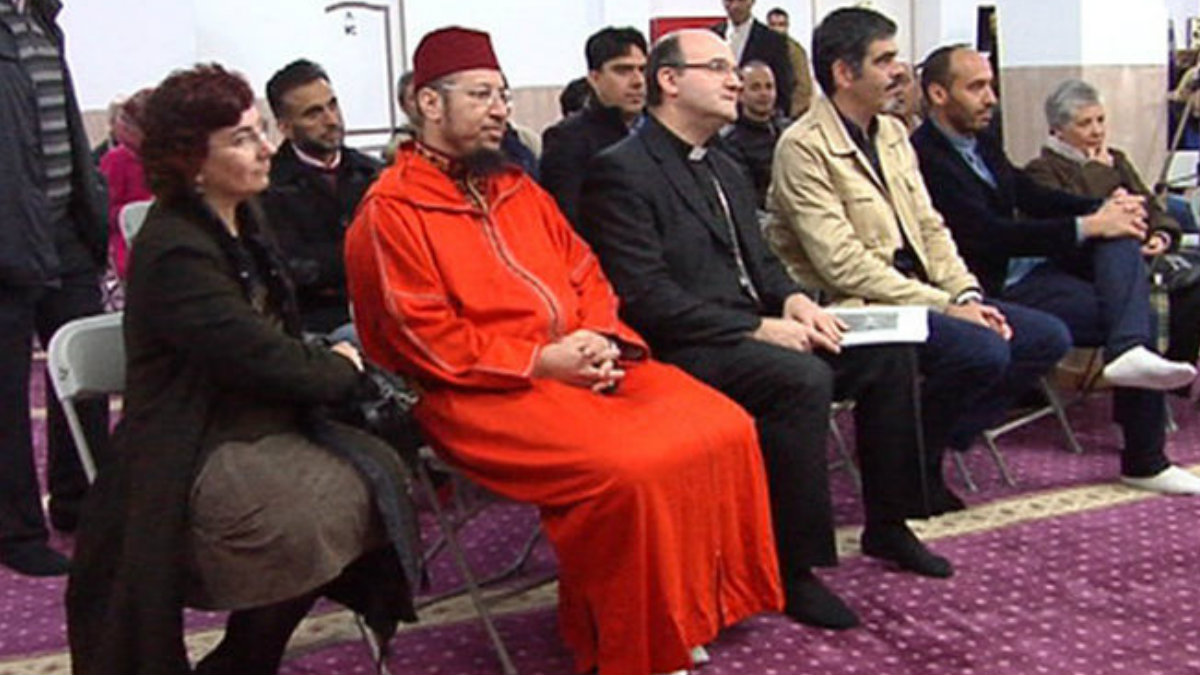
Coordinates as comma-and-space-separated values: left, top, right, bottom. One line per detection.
766, 7, 1071, 463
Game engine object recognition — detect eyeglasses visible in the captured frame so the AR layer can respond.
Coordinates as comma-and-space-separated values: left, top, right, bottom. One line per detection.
666, 59, 741, 79
439, 83, 514, 108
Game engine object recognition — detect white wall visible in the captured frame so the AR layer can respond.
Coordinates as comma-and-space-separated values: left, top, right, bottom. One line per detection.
58, 0, 1173, 117
405, 1, 593, 87
913, 0, 985, 63
996, 0, 1166, 68
61, 1, 197, 110
1081, 0, 1167, 66
995, 0, 1082, 67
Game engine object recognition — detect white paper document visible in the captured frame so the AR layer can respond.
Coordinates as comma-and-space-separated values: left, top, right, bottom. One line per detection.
827, 306, 929, 346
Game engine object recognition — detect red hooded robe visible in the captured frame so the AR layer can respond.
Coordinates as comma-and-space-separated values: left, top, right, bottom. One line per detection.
345, 145, 783, 675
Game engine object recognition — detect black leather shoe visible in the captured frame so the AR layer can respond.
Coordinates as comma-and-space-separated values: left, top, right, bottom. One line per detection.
784, 571, 860, 629
0, 542, 70, 577
861, 522, 953, 578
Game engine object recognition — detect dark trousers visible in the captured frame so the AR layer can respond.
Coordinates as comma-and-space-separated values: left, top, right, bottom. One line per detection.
1005, 238, 1170, 477
664, 341, 938, 583
921, 300, 1071, 456
0, 271, 108, 549
1167, 281, 1200, 365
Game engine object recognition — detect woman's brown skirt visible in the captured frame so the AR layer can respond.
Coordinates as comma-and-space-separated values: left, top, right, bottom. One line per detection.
186, 432, 382, 610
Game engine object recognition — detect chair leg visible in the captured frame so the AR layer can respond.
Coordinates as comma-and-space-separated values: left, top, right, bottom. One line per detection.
415, 460, 519, 675
1040, 378, 1084, 454
982, 436, 1018, 487
951, 451, 978, 492
61, 400, 97, 483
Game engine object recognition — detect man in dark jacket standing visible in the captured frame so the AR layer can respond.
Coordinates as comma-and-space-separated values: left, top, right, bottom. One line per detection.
262, 59, 382, 335
711, 0, 794, 117
539, 26, 646, 227
0, 0, 109, 576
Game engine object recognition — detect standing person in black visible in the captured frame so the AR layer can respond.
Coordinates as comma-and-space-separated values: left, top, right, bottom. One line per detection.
540, 26, 646, 227
711, 0, 794, 117
262, 59, 381, 336
581, 29, 961, 631
0, 0, 109, 575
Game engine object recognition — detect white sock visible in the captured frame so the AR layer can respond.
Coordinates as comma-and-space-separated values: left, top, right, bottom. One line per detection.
1102, 346, 1196, 391
1121, 466, 1200, 495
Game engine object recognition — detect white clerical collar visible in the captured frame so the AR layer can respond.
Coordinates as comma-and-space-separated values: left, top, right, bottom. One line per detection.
292, 144, 341, 171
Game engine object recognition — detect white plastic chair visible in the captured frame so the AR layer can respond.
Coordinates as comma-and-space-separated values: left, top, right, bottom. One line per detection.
46, 312, 125, 483
46, 311, 397, 674
119, 199, 154, 248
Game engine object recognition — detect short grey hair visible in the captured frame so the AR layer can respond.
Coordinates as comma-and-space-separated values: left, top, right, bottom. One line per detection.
1044, 79, 1102, 132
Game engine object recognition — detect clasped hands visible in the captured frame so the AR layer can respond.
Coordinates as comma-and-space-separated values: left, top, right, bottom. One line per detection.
534, 329, 625, 393
1083, 188, 1171, 257
750, 293, 846, 354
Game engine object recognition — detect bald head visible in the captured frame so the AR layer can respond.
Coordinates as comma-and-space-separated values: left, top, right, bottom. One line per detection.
739, 61, 776, 121
646, 29, 736, 106
923, 45, 997, 135
646, 29, 742, 143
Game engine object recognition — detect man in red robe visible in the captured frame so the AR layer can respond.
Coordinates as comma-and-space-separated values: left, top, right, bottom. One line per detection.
344, 26, 783, 675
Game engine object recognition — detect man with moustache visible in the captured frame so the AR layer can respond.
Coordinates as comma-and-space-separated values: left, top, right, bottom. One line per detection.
262, 59, 382, 335
765, 8, 1071, 477
540, 26, 647, 226
912, 45, 1200, 494
582, 28, 960, 632
344, 26, 784, 675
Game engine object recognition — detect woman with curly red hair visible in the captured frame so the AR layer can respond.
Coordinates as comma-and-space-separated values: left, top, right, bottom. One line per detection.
66, 64, 419, 675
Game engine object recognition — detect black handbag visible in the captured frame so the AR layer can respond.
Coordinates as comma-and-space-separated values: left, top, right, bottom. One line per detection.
1150, 250, 1200, 293
350, 361, 423, 467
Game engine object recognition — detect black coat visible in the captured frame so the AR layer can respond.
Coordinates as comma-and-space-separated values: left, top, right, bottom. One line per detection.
711, 19, 795, 117
0, 0, 106, 287
911, 120, 1100, 296
720, 114, 788, 207
539, 102, 632, 226
66, 197, 416, 674
580, 115, 803, 354
260, 141, 381, 333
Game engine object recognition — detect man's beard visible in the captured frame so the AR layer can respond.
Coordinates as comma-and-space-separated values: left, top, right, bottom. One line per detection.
461, 147, 509, 177
294, 134, 341, 160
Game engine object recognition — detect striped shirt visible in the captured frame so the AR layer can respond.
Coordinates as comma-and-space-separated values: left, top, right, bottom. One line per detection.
0, 0, 74, 223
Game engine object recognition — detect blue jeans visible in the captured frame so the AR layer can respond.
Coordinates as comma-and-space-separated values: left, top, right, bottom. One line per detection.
1004, 238, 1170, 476
1166, 194, 1198, 234
919, 300, 1070, 459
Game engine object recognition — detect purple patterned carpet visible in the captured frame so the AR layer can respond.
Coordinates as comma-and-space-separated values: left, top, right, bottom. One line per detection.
7, 360, 1200, 674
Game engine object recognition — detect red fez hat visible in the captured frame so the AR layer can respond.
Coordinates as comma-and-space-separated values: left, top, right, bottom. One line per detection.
412, 26, 501, 92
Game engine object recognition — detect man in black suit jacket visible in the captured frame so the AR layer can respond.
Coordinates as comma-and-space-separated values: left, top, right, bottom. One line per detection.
912, 45, 1200, 495
581, 28, 960, 632
262, 59, 382, 335
540, 26, 647, 226
711, 0, 794, 116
